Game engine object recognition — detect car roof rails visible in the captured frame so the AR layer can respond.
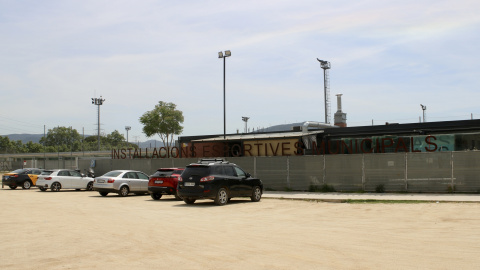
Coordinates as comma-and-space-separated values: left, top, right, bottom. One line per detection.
197, 158, 230, 164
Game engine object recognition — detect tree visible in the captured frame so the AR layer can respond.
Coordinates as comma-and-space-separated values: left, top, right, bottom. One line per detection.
139, 101, 184, 151
40, 126, 82, 152
106, 130, 125, 147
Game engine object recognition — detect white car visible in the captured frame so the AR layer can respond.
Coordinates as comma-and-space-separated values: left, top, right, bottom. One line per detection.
36, 169, 94, 192
93, 170, 150, 197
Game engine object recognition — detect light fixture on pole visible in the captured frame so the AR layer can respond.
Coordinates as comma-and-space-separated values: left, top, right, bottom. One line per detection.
218, 50, 231, 139
242, 116, 250, 133
125, 126, 131, 145
91, 96, 105, 151
420, 104, 427, 122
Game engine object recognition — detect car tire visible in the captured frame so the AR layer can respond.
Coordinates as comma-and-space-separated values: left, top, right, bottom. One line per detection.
251, 186, 262, 202
214, 188, 228, 206
183, 198, 196, 204
9, 185, 17, 189
86, 182, 93, 191
118, 186, 129, 197
99, 192, 108, 197
39, 187, 47, 192
151, 193, 162, 200
22, 181, 32, 189
51, 182, 61, 192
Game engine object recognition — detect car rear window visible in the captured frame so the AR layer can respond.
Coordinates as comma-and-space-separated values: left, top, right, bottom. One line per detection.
182, 166, 210, 178
12, 169, 28, 174
41, 171, 53, 175
103, 171, 123, 177
152, 170, 175, 177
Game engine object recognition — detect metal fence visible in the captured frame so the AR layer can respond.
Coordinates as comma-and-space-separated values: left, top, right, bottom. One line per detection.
4, 151, 480, 193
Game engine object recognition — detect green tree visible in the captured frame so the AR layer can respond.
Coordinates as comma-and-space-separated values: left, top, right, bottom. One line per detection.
0, 136, 12, 153
139, 101, 184, 150
106, 130, 125, 147
25, 141, 43, 153
40, 126, 82, 152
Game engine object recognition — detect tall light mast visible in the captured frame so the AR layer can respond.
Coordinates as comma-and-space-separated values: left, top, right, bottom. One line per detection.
317, 58, 331, 124
91, 96, 105, 151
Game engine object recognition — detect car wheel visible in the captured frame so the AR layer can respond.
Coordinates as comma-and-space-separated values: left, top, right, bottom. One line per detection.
118, 186, 129, 197
39, 187, 47, 192
251, 186, 262, 202
51, 182, 61, 192
22, 181, 32, 189
9, 185, 17, 189
86, 182, 93, 191
214, 188, 228, 206
151, 193, 162, 200
99, 192, 108, 197
184, 198, 196, 204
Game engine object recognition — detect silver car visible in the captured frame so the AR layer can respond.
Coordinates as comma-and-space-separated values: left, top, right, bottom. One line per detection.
93, 170, 150, 197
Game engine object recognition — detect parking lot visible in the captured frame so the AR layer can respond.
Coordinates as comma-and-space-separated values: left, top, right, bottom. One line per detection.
1, 188, 479, 269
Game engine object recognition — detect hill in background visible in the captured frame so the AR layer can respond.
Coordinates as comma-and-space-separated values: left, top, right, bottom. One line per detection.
2, 134, 164, 148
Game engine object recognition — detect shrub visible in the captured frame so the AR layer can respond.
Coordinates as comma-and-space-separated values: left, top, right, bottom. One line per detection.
375, 184, 385, 193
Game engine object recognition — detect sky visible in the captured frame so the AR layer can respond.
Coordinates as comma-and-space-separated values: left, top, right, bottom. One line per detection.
1, 0, 479, 143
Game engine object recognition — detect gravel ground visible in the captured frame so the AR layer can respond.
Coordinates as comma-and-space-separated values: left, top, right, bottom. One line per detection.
1, 187, 480, 270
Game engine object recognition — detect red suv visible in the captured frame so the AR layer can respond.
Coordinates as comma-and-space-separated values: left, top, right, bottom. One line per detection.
148, 168, 184, 200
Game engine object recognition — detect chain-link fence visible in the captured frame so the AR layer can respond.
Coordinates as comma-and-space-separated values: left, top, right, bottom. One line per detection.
4, 151, 480, 193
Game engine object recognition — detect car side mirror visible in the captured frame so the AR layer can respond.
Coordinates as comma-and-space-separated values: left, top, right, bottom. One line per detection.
245, 173, 251, 178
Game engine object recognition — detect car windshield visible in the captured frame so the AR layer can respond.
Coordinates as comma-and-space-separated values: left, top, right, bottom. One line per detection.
11, 169, 28, 174
102, 171, 123, 177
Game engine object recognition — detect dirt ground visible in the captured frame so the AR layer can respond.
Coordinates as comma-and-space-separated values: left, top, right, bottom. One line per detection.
1, 188, 479, 270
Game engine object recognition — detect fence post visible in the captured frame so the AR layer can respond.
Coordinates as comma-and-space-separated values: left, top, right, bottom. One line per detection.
405, 152, 408, 191
361, 154, 365, 191
322, 155, 326, 185
286, 156, 290, 189
451, 151, 454, 191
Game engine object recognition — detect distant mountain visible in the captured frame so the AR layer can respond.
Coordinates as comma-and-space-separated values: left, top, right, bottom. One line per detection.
2, 134, 164, 148
4, 134, 44, 143
138, 140, 164, 148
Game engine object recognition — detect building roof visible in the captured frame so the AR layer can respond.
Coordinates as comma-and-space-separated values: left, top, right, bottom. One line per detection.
191, 130, 324, 142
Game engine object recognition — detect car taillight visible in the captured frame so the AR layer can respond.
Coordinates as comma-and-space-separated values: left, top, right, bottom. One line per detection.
13, 174, 18, 177
107, 179, 115, 183
200, 176, 214, 182
178, 176, 183, 182
44, 177, 52, 180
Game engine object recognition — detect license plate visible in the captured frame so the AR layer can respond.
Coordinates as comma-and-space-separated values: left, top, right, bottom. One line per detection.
185, 182, 195, 186
97, 179, 105, 183
155, 180, 163, 184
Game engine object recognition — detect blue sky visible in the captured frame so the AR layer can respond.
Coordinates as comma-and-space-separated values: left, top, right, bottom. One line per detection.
1, 0, 479, 142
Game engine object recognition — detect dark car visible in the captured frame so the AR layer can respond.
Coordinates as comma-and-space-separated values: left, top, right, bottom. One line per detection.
177, 159, 263, 206
2, 168, 44, 189
148, 168, 184, 200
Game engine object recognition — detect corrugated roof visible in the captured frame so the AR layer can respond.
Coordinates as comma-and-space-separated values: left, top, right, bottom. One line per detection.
191, 130, 324, 142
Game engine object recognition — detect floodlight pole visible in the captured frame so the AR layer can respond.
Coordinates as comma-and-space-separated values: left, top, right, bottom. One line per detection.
420, 104, 427, 122
125, 126, 131, 146
91, 96, 105, 151
219, 50, 231, 139
242, 116, 250, 133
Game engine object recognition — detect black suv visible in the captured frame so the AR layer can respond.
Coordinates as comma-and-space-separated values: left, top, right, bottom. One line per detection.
177, 159, 263, 206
